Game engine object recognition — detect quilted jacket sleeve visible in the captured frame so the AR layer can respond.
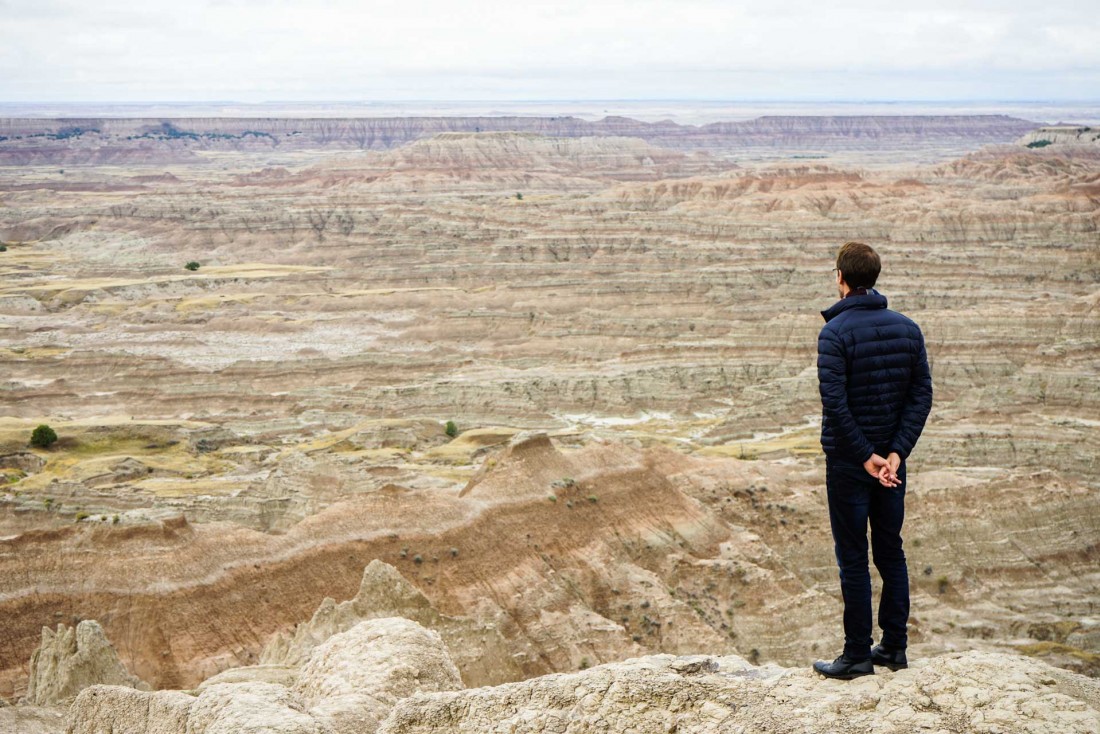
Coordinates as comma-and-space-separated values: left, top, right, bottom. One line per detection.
889, 335, 933, 459
817, 327, 875, 463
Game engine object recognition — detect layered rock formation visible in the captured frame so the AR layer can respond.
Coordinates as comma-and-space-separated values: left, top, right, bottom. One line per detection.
0, 114, 1039, 163
67, 617, 462, 734
1018, 126, 1100, 148
260, 559, 523, 683
25, 621, 146, 706
46, 594, 1099, 734
0, 118, 1098, 719
1, 432, 1097, 702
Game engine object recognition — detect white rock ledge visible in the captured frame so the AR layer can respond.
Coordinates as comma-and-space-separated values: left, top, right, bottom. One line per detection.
378, 651, 1100, 734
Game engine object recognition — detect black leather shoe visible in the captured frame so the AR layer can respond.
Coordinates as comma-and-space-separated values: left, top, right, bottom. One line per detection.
812, 654, 874, 679
870, 644, 908, 671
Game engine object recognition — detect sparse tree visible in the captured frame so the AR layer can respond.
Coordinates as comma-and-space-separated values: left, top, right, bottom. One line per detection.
30, 424, 58, 449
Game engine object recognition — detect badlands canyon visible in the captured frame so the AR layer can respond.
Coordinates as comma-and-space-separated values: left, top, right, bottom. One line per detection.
0, 114, 1098, 732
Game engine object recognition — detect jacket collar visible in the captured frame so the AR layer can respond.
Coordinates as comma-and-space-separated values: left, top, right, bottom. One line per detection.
821, 288, 888, 323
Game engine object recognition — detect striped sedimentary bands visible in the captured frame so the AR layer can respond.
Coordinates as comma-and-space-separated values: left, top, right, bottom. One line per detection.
0, 125, 1097, 700
0, 114, 1040, 160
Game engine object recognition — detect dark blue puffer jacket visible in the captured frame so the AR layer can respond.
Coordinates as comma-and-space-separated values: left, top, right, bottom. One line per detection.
818, 289, 933, 464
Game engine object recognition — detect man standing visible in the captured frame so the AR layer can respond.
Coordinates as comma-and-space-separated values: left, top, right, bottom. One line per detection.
813, 241, 933, 679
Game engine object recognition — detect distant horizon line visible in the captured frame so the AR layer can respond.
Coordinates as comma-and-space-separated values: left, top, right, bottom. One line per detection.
3, 98, 1099, 105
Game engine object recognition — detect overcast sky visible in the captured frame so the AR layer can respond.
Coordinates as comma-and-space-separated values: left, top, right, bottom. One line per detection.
2, 0, 1097, 102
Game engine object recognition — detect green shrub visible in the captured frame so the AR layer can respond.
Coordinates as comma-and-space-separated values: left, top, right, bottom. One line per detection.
0, 244, 7, 252
1026, 139, 1053, 149
184, 261, 201, 271
30, 424, 58, 449
75, 512, 89, 522
515, 192, 523, 200
444, 420, 458, 438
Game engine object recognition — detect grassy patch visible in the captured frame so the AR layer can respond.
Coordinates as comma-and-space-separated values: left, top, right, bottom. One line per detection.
1015, 642, 1100, 675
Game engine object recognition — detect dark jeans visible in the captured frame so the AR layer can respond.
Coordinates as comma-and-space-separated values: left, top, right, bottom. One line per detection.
825, 456, 909, 660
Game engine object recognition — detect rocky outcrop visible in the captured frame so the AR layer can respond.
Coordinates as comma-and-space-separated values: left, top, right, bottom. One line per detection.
293, 618, 462, 733
258, 559, 524, 687
1017, 126, 1100, 148
260, 560, 456, 668
67, 687, 195, 734
25, 621, 146, 706
66, 618, 462, 734
379, 651, 1100, 734
0, 704, 66, 734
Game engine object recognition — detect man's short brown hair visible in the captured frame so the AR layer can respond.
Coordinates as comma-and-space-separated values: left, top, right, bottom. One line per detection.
836, 241, 880, 289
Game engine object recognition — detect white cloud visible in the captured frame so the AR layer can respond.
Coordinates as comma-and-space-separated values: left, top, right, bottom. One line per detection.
1, 0, 1097, 100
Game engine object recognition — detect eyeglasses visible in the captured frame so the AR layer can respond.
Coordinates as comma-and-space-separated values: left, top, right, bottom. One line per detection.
831, 267, 839, 274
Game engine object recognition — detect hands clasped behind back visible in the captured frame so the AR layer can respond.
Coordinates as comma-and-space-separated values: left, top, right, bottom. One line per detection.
862, 452, 903, 488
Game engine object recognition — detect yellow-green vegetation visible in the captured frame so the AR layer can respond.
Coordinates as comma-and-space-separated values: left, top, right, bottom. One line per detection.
0, 346, 72, 360
1027, 620, 1083, 642
697, 425, 820, 460
283, 285, 464, 303
1015, 642, 1100, 676
1, 468, 26, 485
279, 417, 431, 457
399, 463, 477, 484
0, 248, 70, 273
0, 418, 223, 494
129, 477, 252, 498
422, 426, 518, 465
175, 292, 263, 313
4, 263, 331, 302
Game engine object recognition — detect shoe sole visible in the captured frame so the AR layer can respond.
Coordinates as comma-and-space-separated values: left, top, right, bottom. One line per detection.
872, 661, 908, 671
814, 669, 875, 680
